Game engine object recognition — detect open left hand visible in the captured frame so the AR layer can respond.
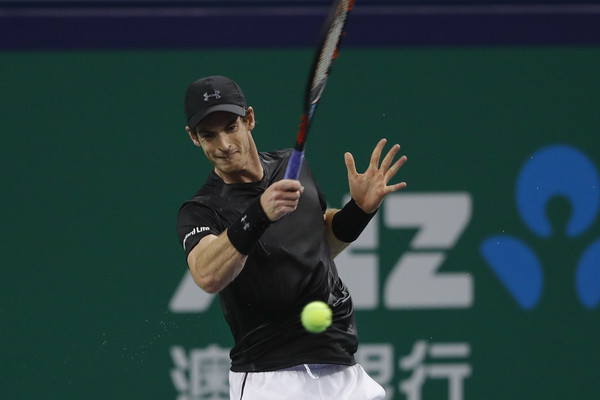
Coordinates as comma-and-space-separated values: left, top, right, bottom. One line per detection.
344, 138, 408, 214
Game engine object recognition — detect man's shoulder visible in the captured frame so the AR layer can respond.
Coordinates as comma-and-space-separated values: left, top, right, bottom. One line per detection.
179, 174, 222, 210
178, 194, 214, 218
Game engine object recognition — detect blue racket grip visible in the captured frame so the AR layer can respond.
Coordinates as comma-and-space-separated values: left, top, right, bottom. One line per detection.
284, 149, 305, 180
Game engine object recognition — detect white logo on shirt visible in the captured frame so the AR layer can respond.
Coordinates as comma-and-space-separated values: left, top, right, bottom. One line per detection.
183, 226, 210, 250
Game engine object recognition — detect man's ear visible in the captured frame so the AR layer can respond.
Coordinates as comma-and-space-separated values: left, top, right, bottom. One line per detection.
246, 107, 256, 130
186, 126, 201, 146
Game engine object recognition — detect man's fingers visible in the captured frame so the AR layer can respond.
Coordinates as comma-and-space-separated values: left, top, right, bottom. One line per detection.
386, 181, 407, 194
277, 190, 302, 201
369, 138, 387, 167
276, 179, 303, 191
344, 152, 358, 176
385, 155, 407, 182
380, 143, 401, 172
275, 179, 303, 200
261, 179, 305, 221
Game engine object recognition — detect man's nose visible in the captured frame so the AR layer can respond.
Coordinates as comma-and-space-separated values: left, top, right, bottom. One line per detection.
216, 132, 231, 151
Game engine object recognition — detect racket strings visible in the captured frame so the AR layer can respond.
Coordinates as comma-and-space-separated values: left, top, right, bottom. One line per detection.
311, 0, 351, 98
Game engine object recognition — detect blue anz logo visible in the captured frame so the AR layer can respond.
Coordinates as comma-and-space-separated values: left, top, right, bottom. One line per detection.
481, 144, 600, 310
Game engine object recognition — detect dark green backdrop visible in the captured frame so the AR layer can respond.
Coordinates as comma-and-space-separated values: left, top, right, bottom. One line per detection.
2, 48, 599, 398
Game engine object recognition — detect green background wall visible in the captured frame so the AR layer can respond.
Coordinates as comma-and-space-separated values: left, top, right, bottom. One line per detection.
2, 48, 599, 398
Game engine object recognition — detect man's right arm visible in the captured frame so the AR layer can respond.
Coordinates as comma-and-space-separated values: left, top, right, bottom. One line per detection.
186, 179, 304, 294
187, 233, 248, 294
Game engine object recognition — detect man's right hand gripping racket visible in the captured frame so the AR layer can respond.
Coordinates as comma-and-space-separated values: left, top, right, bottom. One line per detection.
284, 0, 354, 180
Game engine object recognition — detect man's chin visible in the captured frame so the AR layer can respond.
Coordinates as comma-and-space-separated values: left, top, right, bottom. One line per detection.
215, 162, 242, 175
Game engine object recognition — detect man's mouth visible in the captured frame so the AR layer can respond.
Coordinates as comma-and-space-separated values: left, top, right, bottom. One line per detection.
217, 151, 238, 160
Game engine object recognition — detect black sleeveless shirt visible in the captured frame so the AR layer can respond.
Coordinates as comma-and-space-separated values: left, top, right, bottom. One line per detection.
177, 149, 358, 372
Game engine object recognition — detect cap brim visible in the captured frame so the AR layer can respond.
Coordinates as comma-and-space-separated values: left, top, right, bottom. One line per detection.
188, 104, 246, 129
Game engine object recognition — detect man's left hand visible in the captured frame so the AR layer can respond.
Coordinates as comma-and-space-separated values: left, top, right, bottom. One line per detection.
344, 138, 408, 214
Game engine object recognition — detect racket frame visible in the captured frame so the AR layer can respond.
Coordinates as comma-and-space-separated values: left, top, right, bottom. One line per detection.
284, 0, 354, 180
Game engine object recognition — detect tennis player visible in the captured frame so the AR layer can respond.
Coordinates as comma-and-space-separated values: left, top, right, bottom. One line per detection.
177, 76, 407, 400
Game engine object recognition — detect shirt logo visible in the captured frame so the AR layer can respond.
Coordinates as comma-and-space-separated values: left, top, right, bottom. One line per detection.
183, 226, 210, 250
203, 90, 221, 101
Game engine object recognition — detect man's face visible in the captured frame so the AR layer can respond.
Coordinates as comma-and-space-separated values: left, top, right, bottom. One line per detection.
189, 109, 255, 178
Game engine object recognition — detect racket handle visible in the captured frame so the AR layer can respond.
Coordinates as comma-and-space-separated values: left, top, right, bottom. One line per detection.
284, 149, 305, 180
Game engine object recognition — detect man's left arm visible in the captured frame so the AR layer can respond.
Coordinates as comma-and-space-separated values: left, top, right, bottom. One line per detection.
324, 138, 407, 256
324, 208, 349, 258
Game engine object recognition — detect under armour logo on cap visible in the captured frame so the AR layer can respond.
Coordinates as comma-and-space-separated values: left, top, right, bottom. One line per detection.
203, 90, 221, 101
185, 76, 247, 129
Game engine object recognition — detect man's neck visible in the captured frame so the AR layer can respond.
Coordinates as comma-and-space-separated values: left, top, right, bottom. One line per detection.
215, 160, 264, 184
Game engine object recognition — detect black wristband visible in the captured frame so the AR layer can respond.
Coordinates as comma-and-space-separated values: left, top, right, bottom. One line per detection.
331, 199, 377, 243
227, 198, 272, 255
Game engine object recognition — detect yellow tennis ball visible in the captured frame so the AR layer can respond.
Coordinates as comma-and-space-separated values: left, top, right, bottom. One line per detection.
301, 301, 332, 333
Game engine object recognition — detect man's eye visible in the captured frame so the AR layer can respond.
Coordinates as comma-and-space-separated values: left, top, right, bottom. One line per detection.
200, 133, 216, 140
225, 124, 237, 132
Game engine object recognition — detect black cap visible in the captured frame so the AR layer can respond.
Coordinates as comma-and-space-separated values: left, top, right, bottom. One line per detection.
185, 76, 247, 129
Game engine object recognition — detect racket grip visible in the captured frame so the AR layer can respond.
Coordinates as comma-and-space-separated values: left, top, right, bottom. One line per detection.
284, 149, 305, 180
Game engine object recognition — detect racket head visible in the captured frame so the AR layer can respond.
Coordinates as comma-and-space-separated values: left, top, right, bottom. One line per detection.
285, 0, 353, 180
295, 0, 354, 151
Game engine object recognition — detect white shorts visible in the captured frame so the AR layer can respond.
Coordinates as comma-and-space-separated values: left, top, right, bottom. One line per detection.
229, 363, 385, 400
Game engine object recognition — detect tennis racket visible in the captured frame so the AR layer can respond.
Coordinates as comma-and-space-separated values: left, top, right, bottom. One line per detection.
284, 0, 354, 180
